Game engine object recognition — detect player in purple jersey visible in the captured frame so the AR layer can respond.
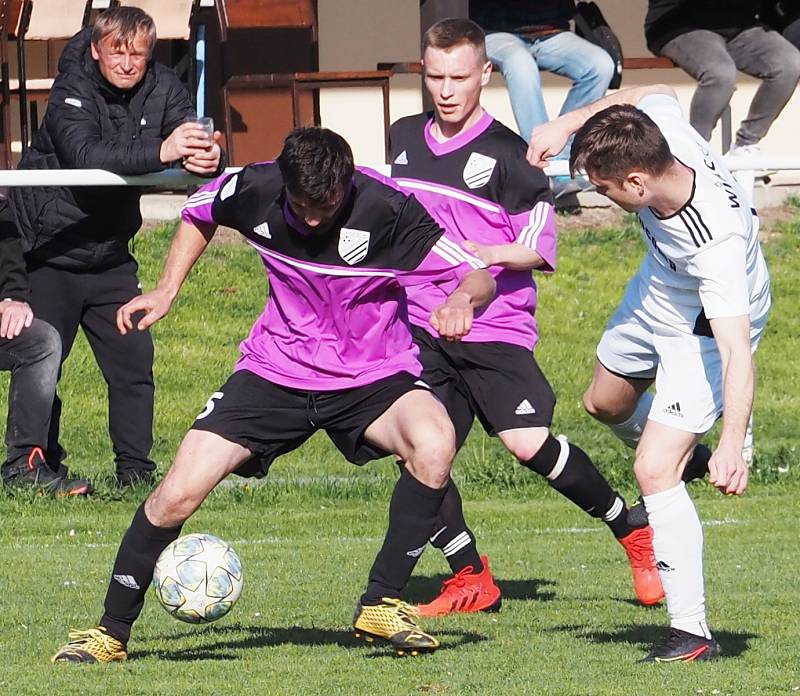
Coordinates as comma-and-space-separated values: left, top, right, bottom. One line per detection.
389, 18, 666, 618
51, 127, 495, 663
528, 84, 770, 662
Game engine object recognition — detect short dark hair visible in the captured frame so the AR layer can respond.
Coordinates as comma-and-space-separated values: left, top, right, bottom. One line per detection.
92, 7, 157, 54
569, 105, 674, 183
423, 18, 487, 62
277, 127, 355, 205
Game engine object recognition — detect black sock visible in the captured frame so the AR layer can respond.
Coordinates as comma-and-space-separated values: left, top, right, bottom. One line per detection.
100, 503, 182, 644
521, 435, 634, 539
361, 468, 448, 605
429, 479, 483, 575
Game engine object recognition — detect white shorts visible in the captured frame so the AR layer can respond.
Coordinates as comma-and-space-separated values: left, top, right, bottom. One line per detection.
597, 297, 767, 434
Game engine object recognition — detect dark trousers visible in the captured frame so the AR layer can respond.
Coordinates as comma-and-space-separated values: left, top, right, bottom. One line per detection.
27, 260, 156, 475
0, 318, 61, 468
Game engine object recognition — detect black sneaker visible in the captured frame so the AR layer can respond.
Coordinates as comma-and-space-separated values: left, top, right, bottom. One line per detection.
683, 444, 712, 483
115, 468, 155, 488
2, 447, 92, 496
641, 628, 721, 663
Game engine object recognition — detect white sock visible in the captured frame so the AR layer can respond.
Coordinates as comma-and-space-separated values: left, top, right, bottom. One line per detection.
608, 392, 654, 449
643, 482, 711, 639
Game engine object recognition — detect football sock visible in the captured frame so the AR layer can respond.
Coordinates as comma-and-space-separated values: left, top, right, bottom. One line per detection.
100, 502, 182, 644
608, 392, 654, 449
361, 468, 448, 605
644, 482, 711, 639
683, 444, 711, 483
428, 479, 483, 575
521, 434, 634, 539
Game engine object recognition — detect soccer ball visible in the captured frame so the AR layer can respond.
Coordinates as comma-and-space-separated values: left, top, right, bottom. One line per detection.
152, 533, 244, 623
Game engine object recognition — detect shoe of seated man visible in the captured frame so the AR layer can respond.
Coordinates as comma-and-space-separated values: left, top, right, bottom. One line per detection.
2, 447, 92, 497
641, 627, 721, 663
551, 175, 584, 200
726, 143, 774, 180
52, 627, 128, 664
353, 597, 439, 656
416, 555, 502, 617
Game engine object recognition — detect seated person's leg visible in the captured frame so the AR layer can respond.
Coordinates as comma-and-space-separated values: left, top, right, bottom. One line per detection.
659, 29, 736, 141
531, 31, 615, 118
726, 25, 800, 146
485, 31, 547, 143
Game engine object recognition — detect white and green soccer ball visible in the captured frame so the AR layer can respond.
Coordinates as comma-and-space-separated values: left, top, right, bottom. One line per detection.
152, 533, 244, 623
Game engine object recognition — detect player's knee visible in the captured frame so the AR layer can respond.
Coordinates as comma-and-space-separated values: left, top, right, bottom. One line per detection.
633, 449, 677, 495
502, 428, 549, 462
145, 486, 199, 528
404, 420, 455, 488
582, 388, 619, 423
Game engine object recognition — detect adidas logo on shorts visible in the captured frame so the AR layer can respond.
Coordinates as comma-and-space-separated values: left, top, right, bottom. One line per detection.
664, 402, 684, 418
515, 399, 536, 416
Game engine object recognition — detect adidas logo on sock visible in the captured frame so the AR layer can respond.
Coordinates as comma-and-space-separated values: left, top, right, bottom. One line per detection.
406, 544, 427, 558
656, 560, 675, 573
394, 150, 408, 165
664, 402, 684, 418
113, 574, 140, 590
515, 399, 536, 415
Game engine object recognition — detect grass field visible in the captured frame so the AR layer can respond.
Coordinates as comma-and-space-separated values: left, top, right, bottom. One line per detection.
1, 214, 798, 695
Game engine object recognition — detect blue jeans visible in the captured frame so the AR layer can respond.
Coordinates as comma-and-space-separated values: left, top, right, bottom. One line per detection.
486, 30, 615, 155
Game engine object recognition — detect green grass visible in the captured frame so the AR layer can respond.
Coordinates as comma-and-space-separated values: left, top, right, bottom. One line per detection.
1, 219, 799, 694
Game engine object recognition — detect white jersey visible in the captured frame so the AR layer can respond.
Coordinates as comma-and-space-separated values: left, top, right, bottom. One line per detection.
630, 94, 771, 336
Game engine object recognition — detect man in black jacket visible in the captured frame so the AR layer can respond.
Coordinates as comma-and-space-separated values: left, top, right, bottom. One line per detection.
0, 199, 91, 495
9, 7, 223, 487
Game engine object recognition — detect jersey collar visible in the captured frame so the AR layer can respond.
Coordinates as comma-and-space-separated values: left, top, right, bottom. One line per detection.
424, 110, 494, 156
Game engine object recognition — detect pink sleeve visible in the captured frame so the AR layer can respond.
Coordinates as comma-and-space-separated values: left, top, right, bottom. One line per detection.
509, 200, 557, 272
180, 173, 234, 232
396, 235, 485, 288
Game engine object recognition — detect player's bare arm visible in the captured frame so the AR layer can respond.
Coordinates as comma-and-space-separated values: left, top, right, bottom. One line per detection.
117, 220, 217, 334
430, 268, 495, 340
462, 240, 545, 271
527, 84, 678, 168
707, 313, 754, 496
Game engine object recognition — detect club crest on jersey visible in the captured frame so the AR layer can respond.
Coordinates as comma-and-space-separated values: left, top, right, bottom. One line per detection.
463, 152, 496, 189
338, 227, 370, 265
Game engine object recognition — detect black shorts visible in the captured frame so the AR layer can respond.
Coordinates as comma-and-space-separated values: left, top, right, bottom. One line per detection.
412, 327, 555, 446
191, 369, 429, 477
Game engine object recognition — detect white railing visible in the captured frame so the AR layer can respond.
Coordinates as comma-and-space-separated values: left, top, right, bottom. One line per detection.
0, 155, 796, 197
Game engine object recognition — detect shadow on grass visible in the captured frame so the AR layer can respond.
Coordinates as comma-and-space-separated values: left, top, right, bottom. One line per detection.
404, 574, 556, 604
133, 624, 488, 661
549, 623, 757, 659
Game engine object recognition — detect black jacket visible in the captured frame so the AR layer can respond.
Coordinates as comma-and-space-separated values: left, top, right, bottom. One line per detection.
645, 0, 761, 54
0, 199, 29, 302
10, 27, 208, 271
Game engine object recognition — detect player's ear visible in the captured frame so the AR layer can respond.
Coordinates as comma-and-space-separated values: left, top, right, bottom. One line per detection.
480, 60, 492, 86
627, 172, 647, 195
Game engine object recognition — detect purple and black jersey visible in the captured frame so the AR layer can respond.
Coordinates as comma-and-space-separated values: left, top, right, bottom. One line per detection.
182, 163, 483, 391
390, 110, 556, 350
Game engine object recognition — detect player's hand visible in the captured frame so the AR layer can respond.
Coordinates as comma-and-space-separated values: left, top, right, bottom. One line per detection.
0, 300, 34, 339
430, 292, 473, 341
183, 132, 223, 175
117, 289, 173, 334
708, 441, 749, 496
462, 240, 500, 266
526, 122, 572, 168
160, 123, 215, 164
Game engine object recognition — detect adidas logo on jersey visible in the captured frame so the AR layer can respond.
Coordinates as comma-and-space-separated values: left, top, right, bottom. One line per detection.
394, 150, 408, 165
515, 399, 536, 415
113, 574, 140, 590
664, 402, 684, 418
253, 221, 271, 239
